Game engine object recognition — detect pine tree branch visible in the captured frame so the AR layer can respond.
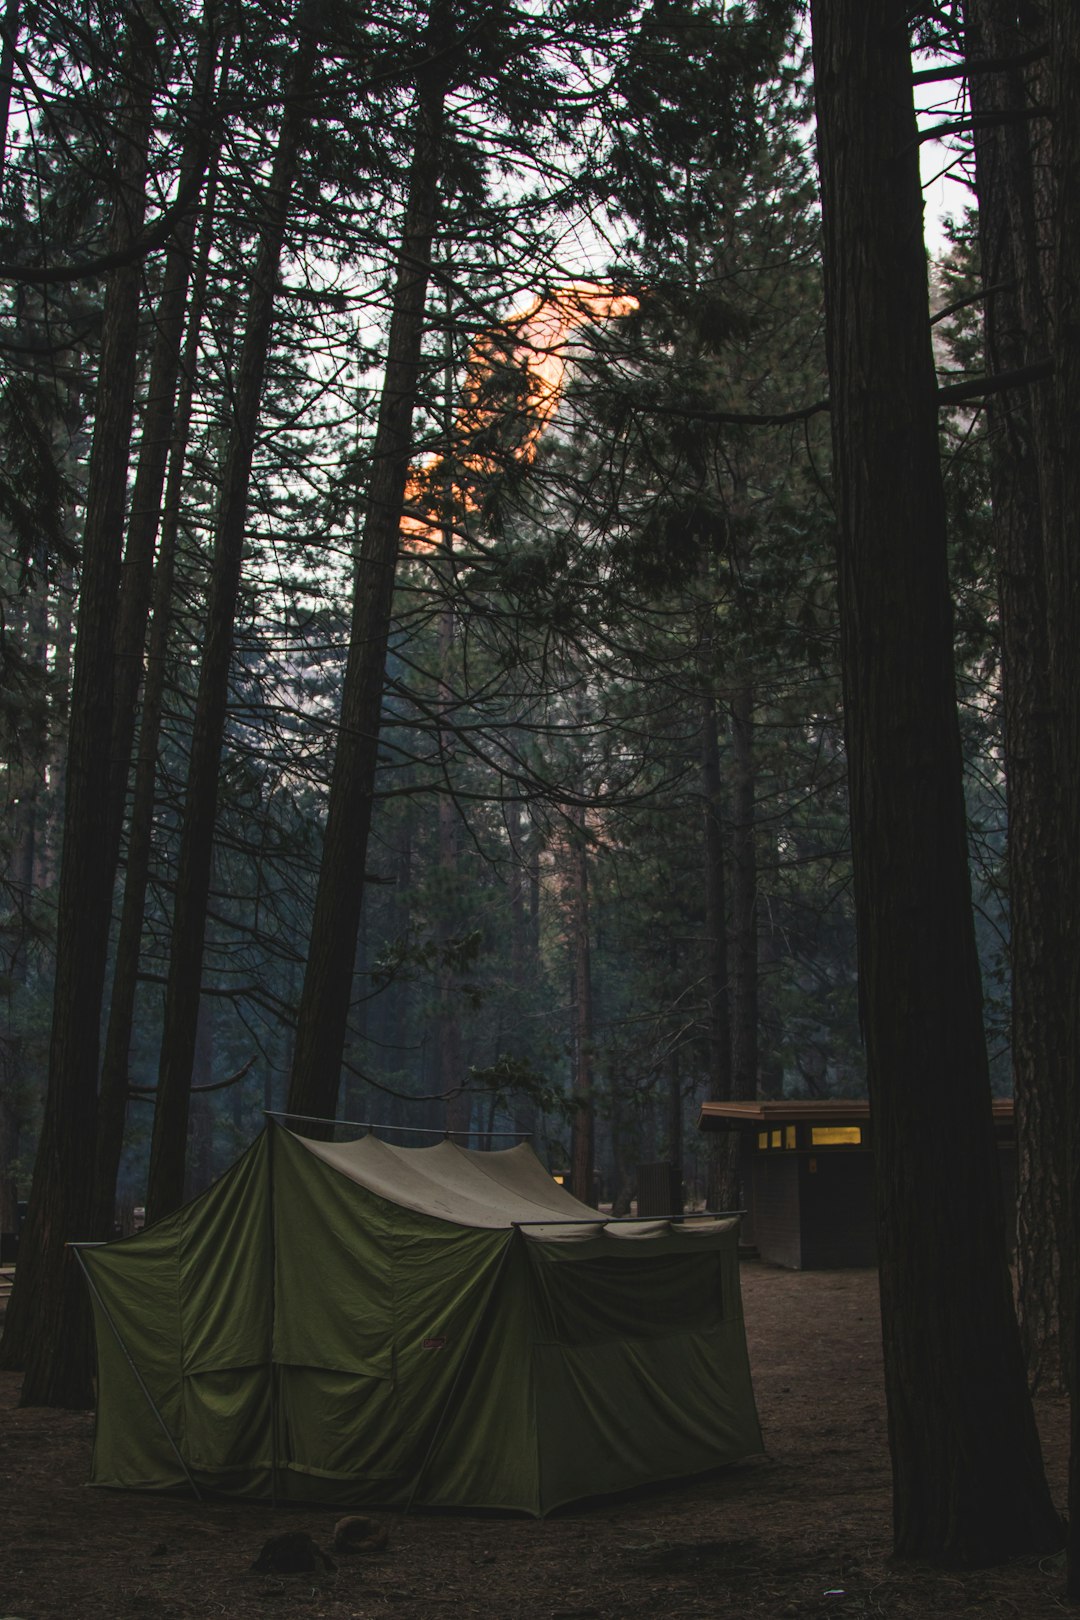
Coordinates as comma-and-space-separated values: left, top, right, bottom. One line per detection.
631, 359, 1051, 428
128, 1054, 256, 1099
930, 282, 1011, 326
911, 45, 1048, 87
0, 158, 208, 285
936, 359, 1051, 404
633, 398, 831, 427
917, 106, 1047, 144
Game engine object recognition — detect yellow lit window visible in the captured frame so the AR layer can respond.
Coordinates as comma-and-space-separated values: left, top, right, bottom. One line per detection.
770, 1129, 782, 1148
757, 1132, 768, 1150
785, 1125, 797, 1149
810, 1125, 863, 1147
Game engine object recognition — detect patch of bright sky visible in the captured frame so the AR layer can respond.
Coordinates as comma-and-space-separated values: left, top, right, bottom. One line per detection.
914, 55, 973, 262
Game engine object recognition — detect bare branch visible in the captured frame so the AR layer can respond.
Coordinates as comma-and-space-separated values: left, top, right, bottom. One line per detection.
128, 1053, 257, 1099
911, 44, 1048, 86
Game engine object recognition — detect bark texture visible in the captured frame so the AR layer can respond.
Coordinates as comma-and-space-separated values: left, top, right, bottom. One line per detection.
965, 0, 1065, 1391
810, 0, 1061, 1564
730, 683, 758, 1103
701, 687, 736, 1209
286, 40, 448, 1128
1046, 0, 1080, 1596
94, 159, 219, 1238
0, 10, 159, 1402
146, 2, 319, 1221
567, 804, 594, 1207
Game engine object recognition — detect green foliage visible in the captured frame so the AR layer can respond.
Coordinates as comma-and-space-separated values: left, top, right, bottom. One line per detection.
466, 1053, 570, 1119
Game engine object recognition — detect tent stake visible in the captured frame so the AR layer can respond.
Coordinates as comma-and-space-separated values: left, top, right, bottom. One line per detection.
71, 1245, 204, 1503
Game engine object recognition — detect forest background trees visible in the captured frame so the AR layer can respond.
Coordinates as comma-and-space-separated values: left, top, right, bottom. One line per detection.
0, 0, 1076, 1581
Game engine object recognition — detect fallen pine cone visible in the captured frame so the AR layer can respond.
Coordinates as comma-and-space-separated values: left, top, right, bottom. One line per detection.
332, 1515, 389, 1555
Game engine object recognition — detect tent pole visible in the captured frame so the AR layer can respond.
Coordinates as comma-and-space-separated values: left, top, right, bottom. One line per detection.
70, 1245, 204, 1503
509, 1210, 745, 1227
263, 1110, 531, 1141
402, 1229, 520, 1516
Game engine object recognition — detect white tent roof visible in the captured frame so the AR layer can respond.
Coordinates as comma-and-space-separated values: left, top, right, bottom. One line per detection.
293, 1132, 735, 1241
296, 1134, 596, 1229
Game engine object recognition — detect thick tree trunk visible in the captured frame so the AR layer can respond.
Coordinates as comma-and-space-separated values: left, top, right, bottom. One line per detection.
666, 987, 684, 1217
567, 804, 594, 1207
105, 15, 222, 862
436, 520, 466, 1137
730, 683, 758, 1102
701, 687, 736, 1209
146, 2, 319, 1222
0, 0, 20, 189
2, 587, 46, 1233
809, 0, 1061, 1564
507, 799, 536, 1142
94, 163, 219, 1237
39, 567, 74, 893
0, 1095, 16, 1235
183, 1000, 215, 1201
965, 0, 1065, 1392
1046, 0, 1080, 1596
0, 10, 159, 1401
607, 1060, 634, 1218
286, 38, 447, 1128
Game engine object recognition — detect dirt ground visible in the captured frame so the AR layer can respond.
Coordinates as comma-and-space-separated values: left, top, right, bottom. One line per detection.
0, 1263, 1071, 1620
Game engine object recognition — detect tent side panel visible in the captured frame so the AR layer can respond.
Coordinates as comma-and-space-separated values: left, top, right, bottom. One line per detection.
85, 1231, 187, 1490
270, 1126, 394, 1376
85, 1132, 275, 1493
533, 1323, 763, 1513
528, 1230, 763, 1513
175, 1133, 274, 1486
270, 1132, 513, 1505
412, 1236, 541, 1515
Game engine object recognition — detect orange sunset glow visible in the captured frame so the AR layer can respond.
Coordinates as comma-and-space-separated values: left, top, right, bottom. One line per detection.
402, 281, 637, 548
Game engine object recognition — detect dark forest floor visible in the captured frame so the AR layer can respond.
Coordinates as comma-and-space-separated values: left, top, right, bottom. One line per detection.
0, 1263, 1071, 1619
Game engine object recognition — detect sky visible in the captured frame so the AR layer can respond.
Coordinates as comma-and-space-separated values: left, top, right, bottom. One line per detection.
914, 57, 972, 260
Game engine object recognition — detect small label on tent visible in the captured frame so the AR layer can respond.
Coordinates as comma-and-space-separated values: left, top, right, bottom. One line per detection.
422, 1336, 447, 1351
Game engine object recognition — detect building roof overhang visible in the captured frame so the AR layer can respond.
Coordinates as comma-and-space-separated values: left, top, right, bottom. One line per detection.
697, 1098, 1015, 1132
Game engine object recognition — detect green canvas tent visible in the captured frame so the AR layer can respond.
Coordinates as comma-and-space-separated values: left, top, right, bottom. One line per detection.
79, 1123, 763, 1515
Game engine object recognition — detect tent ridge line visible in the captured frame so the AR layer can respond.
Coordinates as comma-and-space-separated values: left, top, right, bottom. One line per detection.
263, 1109, 531, 1140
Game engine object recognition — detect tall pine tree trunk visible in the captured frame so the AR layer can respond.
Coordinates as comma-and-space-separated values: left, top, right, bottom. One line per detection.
507, 798, 536, 1143
436, 461, 466, 1137
146, 0, 320, 1221
965, 0, 1065, 1391
94, 157, 220, 1237
0, 9, 159, 1401
0, 0, 20, 188
567, 803, 594, 1207
666, 943, 684, 1216
287, 23, 448, 1127
701, 686, 735, 1209
1046, 0, 1080, 1596
730, 682, 758, 1103
105, 14, 223, 863
809, 0, 1060, 1563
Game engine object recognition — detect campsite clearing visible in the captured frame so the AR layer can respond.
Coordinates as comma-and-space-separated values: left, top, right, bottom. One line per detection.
0, 1263, 1069, 1619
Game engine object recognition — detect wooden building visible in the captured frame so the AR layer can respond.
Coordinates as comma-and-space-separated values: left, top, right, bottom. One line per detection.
698, 1098, 1017, 1270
